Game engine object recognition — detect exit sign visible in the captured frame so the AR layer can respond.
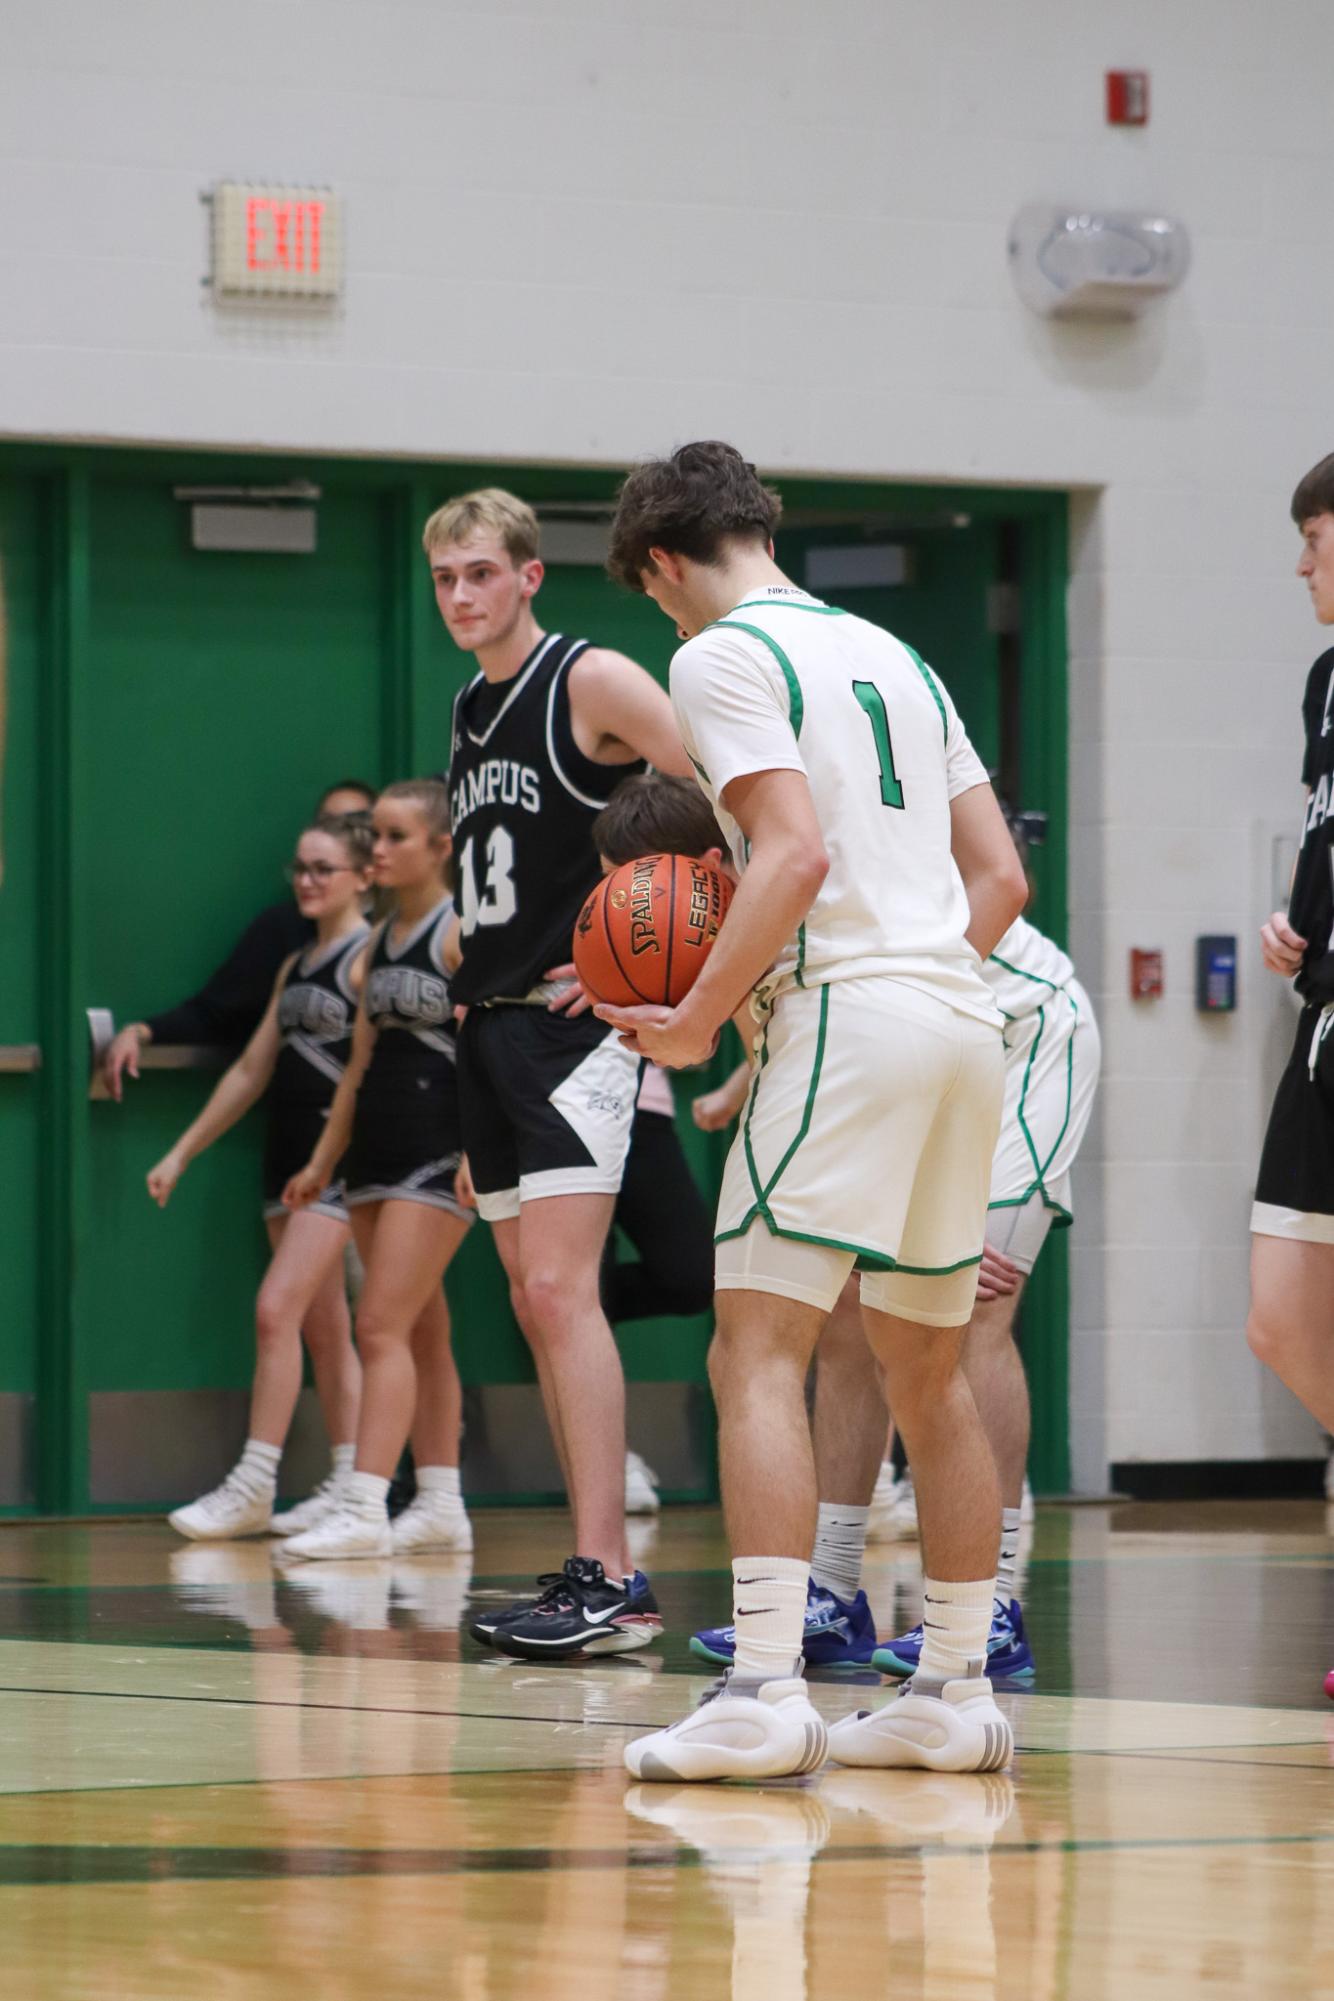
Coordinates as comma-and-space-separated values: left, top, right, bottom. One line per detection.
211, 182, 342, 300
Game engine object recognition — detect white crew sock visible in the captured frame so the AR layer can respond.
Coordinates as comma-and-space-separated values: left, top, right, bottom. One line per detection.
730, 1555, 809, 1682
415, 1464, 462, 1502
915, 1575, 996, 1688
809, 1502, 869, 1602
331, 1443, 356, 1476
235, 1439, 282, 1496
345, 1470, 390, 1517
996, 1508, 1023, 1605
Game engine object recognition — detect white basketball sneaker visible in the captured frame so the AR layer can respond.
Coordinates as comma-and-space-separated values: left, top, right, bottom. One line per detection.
280, 1502, 392, 1561
828, 1666, 1013, 1774
269, 1467, 352, 1538
625, 1451, 661, 1515
1020, 1477, 1036, 1524
625, 1674, 828, 1783
168, 1470, 274, 1542
390, 1492, 473, 1554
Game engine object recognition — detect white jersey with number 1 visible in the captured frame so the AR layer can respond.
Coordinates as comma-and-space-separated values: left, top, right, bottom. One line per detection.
669, 585, 1000, 1025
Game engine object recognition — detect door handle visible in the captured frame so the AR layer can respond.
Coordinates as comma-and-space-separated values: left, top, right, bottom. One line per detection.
87, 1009, 229, 1101
0, 1045, 41, 1073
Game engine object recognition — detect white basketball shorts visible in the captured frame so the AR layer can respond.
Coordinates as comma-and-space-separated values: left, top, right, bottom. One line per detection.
987, 976, 1100, 1271
714, 976, 1004, 1327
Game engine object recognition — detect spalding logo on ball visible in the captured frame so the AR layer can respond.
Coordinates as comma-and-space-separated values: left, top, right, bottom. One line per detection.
573, 854, 734, 1008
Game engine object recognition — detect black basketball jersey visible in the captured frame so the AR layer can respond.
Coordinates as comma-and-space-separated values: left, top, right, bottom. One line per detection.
447, 632, 646, 1004
361, 896, 458, 1082
1291, 648, 1334, 1002
271, 928, 368, 1115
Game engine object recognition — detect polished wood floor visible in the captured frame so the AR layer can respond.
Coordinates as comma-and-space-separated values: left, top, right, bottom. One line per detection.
0, 1501, 1331, 1999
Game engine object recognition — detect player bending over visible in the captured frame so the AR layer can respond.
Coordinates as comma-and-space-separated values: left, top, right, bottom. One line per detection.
599, 441, 1027, 1781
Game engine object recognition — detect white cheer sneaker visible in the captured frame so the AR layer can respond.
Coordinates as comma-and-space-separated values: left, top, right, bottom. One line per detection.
280, 1503, 392, 1561
625, 1451, 661, 1516
390, 1494, 474, 1554
269, 1467, 352, 1538
625, 1675, 828, 1783
168, 1472, 274, 1542
827, 1666, 1013, 1775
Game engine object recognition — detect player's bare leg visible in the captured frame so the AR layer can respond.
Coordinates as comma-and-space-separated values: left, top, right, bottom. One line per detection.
491, 1214, 573, 1491
711, 1289, 828, 1560
962, 1282, 1029, 1509
499, 1192, 629, 1580
1246, 1236, 1334, 1431
810, 1277, 886, 1508
861, 1307, 998, 1583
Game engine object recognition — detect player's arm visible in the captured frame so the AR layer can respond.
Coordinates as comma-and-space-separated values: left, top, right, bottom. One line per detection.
949, 781, 1029, 960
1261, 799, 1309, 976
145, 965, 287, 1208
598, 768, 828, 1067
566, 648, 694, 776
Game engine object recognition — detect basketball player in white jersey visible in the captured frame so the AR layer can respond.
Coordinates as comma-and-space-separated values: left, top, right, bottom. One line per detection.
599, 442, 1028, 1781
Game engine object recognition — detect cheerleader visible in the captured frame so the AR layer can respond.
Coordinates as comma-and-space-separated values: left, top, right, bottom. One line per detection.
283, 779, 473, 1560
148, 813, 373, 1539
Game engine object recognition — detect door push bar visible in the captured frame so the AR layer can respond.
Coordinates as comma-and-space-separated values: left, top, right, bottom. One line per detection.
86, 1009, 228, 1102
0, 1045, 41, 1073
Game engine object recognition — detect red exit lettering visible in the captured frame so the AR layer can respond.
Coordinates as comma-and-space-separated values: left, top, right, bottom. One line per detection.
245, 198, 324, 275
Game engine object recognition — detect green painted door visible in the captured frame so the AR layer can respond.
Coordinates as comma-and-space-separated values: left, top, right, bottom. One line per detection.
74, 476, 389, 1509
0, 480, 46, 1508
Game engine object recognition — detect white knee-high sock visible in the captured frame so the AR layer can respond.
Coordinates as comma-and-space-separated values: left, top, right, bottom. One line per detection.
730, 1556, 809, 1682
915, 1575, 995, 1687
809, 1503, 869, 1601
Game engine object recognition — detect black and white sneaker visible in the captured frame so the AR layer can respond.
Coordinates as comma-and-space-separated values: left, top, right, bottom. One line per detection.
490, 1557, 662, 1659
468, 1583, 545, 1648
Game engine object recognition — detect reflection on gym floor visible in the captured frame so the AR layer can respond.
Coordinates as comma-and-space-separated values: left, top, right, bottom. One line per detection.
0, 1503, 1331, 1999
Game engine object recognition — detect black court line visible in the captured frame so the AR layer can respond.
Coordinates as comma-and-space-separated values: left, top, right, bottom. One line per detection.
2, 1829, 1334, 1888
0, 1680, 1327, 1770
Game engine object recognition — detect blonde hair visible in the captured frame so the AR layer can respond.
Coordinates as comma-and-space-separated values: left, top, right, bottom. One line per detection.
421, 487, 540, 565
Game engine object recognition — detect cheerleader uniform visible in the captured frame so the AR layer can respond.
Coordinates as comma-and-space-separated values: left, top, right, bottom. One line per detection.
262, 927, 368, 1224
344, 896, 472, 1219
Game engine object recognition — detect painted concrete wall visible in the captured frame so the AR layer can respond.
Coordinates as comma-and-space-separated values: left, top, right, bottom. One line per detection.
3, 0, 1329, 1479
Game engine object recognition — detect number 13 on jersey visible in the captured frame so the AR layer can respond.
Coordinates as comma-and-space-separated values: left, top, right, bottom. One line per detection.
458, 826, 518, 934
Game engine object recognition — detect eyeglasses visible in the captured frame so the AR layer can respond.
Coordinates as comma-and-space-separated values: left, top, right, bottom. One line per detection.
285, 861, 355, 884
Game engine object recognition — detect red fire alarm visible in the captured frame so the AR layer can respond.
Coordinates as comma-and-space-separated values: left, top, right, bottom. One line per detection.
1107, 70, 1150, 125
1130, 948, 1164, 1000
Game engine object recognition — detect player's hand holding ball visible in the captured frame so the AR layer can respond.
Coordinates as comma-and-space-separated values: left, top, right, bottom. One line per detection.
574, 852, 732, 1067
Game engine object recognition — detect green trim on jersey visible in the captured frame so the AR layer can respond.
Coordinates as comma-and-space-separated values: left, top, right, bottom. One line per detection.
902, 642, 948, 745
713, 1218, 984, 1278
709, 619, 804, 739
989, 952, 1062, 995
998, 987, 1080, 1216
686, 750, 712, 788
795, 922, 808, 988
735, 983, 829, 1229
728, 599, 849, 618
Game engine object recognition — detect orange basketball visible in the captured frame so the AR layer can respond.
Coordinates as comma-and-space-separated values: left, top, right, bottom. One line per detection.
573, 854, 734, 1008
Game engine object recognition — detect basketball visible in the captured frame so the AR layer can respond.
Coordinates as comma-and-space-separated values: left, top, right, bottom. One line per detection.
573, 853, 734, 1008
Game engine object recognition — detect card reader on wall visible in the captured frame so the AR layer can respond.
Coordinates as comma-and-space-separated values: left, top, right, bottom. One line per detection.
1195, 936, 1237, 1013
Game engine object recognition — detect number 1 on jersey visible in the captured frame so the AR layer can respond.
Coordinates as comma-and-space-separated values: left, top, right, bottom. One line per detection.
852, 681, 905, 809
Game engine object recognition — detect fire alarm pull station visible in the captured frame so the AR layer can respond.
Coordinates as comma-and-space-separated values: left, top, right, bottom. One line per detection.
1130, 948, 1164, 1000
1195, 935, 1237, 1013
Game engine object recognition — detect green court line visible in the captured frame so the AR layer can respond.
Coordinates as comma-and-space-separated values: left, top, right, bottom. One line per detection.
1, 1828, 1332, 1887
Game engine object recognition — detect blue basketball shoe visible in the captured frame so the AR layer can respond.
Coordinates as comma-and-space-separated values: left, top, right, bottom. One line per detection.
872, 1597, 1035, 1681
690, 1579, 878, 1669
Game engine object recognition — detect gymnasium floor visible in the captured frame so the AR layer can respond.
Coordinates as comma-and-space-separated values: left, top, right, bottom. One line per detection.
0, 1504, 1331, 1999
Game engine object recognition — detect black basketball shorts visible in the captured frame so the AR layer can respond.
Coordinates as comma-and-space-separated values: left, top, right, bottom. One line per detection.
457, 1005, 640, 1223
1251, 999, 1334, 1243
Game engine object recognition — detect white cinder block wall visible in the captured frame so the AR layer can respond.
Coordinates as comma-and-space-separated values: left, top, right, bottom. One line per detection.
3, 0, 1328, 1482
